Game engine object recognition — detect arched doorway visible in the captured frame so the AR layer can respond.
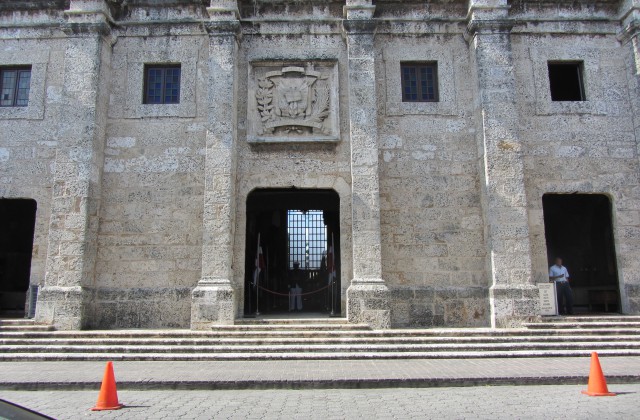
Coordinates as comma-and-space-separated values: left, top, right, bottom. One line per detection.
0, 198, 37, 316
244, 189, 340, 317
542, 194, 620, 313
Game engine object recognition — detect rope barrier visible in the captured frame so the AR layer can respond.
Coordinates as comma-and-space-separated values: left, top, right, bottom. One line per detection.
258, 283, 332, 297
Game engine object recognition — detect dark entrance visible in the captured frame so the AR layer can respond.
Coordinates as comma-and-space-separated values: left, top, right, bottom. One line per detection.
542, 194, 620, 313
245, 189, 340, 317
0, 199, 37, 315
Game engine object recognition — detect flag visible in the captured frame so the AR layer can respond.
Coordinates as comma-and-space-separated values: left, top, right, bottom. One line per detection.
253, 233, 265, 288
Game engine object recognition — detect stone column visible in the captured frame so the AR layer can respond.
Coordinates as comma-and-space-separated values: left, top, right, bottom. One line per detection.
466, 0, 537, 327
35, 0, 112, 330
190, 0, 240, 329
342, 0, 390, 329
618, 0, 640, 313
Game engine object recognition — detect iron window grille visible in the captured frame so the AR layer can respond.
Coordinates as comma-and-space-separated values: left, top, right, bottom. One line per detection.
287, 210, 327, 270
401, 62, 439, 102
143, 64, 181, 104
0, 67, 31, 107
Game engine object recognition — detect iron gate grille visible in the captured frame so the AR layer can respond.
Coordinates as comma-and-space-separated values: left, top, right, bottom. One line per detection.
287, 210, 327, 269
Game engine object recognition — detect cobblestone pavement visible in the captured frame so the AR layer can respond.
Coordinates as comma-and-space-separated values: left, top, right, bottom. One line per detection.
2, 357, 640, 390
1, 384, 638, 419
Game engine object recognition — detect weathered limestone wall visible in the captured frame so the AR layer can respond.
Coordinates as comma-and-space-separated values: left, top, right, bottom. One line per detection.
2, 0, 640, 329
35, 0, 114, 329
512, 2, 640, 315
619, 0, 640, 313
96, 29, 208, 328
0, 30, 65, 296
376, 29, 489, 327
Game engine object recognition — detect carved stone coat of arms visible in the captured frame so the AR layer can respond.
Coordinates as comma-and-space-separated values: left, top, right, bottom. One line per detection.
248, 62, 339, 143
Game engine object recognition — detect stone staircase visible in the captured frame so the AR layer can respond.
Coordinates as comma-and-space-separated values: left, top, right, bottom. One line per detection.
0, 318, 54, 332
1, 315, 639, 361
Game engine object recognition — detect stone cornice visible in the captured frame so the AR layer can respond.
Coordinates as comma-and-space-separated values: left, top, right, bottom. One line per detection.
204, 19, 241, 37
464, 19, 514, 43
61, 21, 112, 36
342, 19, 377, 36
618, 18, 640, 44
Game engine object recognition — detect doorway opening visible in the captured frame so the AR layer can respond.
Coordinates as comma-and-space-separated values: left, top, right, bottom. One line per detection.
245, 189, 340, 317
542, 194, 620, 313
0, 199, 37, 316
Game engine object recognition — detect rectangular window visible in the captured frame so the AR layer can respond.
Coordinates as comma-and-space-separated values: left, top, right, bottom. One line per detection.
144, 64, 181, 104
287, 210, 327, 270
0, 67, 31, 107
401, 62, 438, 102
548, 62, 585, 101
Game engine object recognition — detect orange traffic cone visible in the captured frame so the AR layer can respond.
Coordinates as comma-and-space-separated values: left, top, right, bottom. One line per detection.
91, 361, 124, 411
581, 352, 616, 397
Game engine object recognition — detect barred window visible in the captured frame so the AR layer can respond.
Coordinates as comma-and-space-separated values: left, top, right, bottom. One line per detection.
287, 210, 327, 270
401, 62, 438, 102
1, 67, 31, 107
144, 64, 181, 104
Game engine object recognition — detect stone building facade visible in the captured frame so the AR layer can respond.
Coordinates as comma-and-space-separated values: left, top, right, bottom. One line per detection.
1, 0, 640, 330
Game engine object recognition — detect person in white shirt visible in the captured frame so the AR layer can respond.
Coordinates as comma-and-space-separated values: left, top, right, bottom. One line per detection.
549, 257, 574, 315
289, 262, 303, 311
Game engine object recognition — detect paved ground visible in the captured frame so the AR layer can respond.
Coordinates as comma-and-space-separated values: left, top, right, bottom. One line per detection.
1, 384, 637, 419
1, 357, 640, 390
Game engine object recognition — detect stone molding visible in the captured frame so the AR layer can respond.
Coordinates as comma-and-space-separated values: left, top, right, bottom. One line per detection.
342, 19, 377, 36
381, 43, 459, 117
0, 49, 48, 120
207, 0, 240, 21
529, 46, 610, 117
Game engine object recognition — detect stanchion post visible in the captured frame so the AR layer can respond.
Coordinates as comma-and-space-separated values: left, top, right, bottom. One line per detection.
330, 278, 335, 316
256, 277, 261, 316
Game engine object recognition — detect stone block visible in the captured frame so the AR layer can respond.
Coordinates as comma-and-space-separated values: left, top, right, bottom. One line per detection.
191, 280, 235, 329
347, 282, 390, 329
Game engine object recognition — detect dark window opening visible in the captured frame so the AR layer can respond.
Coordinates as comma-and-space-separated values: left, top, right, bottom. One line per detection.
0, 66, 31, 107
245, 189, 340, 317
143, 64, 181, 104
542, 194, 620, 313
401, 62, 439, 102
0, 199, 37, 314
548, 62, 585, 101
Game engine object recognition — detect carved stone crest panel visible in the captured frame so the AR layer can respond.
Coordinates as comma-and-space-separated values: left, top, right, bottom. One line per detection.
248, 61, 339, 143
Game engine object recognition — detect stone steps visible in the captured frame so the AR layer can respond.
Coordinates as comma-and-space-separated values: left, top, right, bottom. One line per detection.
2, 348, 640, 362
523, 321, 640, 329
2, 326, 639, 339
234, 317, 350, 325
0, 319, 54, 332
533, 315, 640, 322
1, 334, 639, 346
2, 340, 640, 354
1, 315, 638, 361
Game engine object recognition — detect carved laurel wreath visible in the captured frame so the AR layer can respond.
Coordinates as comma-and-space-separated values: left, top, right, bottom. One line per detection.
256, 77, 275, 122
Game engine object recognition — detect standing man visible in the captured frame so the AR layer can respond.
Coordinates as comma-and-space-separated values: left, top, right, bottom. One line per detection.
549, 257, 574, 315
289, 262, 303, 312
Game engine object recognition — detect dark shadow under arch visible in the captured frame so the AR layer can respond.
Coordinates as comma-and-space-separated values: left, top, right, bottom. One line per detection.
542, 193, 620, 313
245, 188, 341, 317
0, 198, 37, 315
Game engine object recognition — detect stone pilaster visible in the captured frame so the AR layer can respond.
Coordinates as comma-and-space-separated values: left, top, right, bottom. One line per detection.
190, 0, 240, 329
618, 0, 640, 313
343, 0, 390, 329
35, 0, 112, 330
466, 0, 537, 327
